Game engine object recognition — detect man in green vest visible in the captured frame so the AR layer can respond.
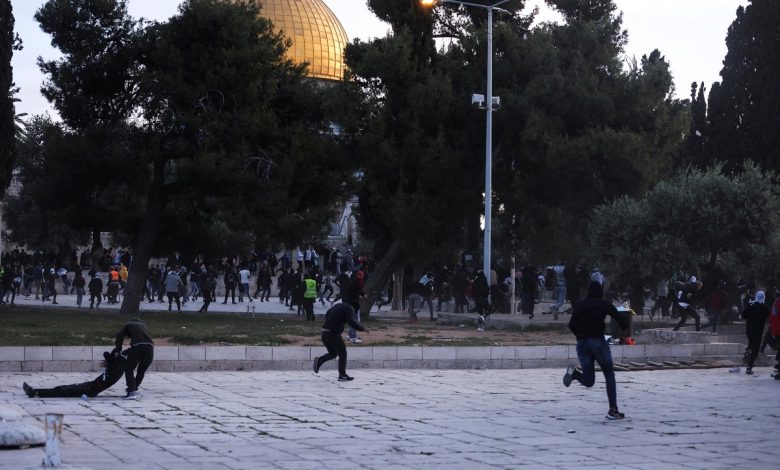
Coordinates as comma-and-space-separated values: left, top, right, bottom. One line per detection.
303, 273, 318, 321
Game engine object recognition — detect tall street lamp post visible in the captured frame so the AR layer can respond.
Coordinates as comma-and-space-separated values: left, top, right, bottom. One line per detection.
420, 0, 510, 280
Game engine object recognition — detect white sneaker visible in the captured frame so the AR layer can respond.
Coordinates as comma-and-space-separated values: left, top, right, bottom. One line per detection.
477, 327, 484, 332
352, 338, 363, 344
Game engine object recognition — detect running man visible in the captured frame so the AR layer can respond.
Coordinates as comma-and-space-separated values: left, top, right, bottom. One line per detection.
313, 303, 369, 381
562, 281, 629, 420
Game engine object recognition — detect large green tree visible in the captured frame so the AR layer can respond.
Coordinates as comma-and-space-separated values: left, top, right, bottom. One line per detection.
589, 163, 778, 282
26, 0, 351, 314
436, 0, 686, 263
1, 0, 21, 192
706, 1, 780, 171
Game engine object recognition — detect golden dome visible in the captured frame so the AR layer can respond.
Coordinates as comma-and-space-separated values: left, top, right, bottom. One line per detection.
250, 0, 349, 81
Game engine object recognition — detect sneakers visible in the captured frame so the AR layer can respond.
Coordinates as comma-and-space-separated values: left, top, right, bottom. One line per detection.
348, 337, 363, 344
23, 382, 36, 398
606, 408, 625, 420
124, 391, 139, 400
313, 357, 320, 374
563, 365, 577, 387
338, 375, 354, 382
745, 367, 753, 375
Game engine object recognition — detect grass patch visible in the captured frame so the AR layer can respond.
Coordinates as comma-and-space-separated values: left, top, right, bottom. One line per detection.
0, 306, 329, 346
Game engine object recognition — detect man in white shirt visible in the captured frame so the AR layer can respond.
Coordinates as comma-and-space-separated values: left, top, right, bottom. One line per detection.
238, 266, 252, 303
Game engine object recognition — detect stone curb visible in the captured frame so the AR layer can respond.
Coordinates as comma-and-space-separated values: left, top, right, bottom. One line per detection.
0, 344, 743, 372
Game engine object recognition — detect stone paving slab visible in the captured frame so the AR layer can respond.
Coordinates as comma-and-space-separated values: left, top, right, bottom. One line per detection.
1, 367, 778, 469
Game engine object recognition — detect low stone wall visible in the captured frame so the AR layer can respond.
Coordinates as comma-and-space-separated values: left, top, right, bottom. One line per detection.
0, 343, 742, 372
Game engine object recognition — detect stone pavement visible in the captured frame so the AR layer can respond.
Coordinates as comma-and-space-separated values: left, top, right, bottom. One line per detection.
1, 367, 777, 469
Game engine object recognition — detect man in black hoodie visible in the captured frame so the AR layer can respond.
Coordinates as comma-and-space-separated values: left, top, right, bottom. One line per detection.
562, 281, 629, 420
114, 317, 154, 400
23, 351, 126, 398
312, 303, 369, 381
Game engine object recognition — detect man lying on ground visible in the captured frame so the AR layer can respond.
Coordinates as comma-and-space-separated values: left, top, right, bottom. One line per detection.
23, 351, 126, 398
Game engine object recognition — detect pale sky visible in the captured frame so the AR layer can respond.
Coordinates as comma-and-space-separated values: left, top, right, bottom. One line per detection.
10, 0, 747, 118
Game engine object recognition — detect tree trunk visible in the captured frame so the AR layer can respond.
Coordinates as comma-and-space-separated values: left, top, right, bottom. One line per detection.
360, 239, 402, 319
120, 159, 166, 316
391, 267, 404, 311
709, 250, 718, 266
89, 229, 103, 270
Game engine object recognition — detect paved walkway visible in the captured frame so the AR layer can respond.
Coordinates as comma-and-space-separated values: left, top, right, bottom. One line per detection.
1, 367, 777, 469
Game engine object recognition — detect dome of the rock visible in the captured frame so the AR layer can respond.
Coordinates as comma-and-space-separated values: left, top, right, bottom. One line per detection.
231, 0, 349, 81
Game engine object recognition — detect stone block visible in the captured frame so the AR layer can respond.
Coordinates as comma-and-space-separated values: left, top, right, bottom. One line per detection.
218, 360, 248, 371
539, 359, 569, 368
521, 359, 541, 369
21, 361, 43, 372
92, 347, 113, 361
272, 347, 310, 361
490, 346, 515, 360
153, 346, 179, 361
52, 346, 92, 361
567, 346, 578, 359
422, 347, 456, 360
398, 359, 422, 368
515, 346, 546, 360
644, 344, 668, 358
24, 347, 52, 361
691, 343, 706, 356
244, 361, 274, 371
545, 346, 569, 359
372, 347, 398, 361
671, 345, 694, 358
154, 361, 175, 372
71, 361, 94, 372
455, 347, 490, 360
397, 347, 423, 360
174, 361, 217, 372
500, 359, 524, 369
42, 361, 72, 372
346, 347, 373, 361
246, 346, 273, 360
0, 362, 21, 372
178, 347, 206, 361
620, 345, 646, 359
269, 360, 304, 370
705, 343, 740, 356
434, 360, 459, 369
205, 347, 246, 361
0, 347, 24, 361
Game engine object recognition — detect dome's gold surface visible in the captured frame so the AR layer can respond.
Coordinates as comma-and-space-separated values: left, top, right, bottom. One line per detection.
236, 0, 349, 81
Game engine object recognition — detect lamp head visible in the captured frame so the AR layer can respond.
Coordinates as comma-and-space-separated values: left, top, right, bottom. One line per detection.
420, 0, 437, 6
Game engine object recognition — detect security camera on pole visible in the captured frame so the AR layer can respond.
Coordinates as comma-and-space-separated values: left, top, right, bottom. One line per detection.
421, 0, 509, 294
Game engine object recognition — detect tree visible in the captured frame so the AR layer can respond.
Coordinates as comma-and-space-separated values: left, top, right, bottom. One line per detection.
29, 0, 352, 314
1, 0, 21, 192
706, 1, 780, 171
589, 163, 778, 282
684, 82, 707, 167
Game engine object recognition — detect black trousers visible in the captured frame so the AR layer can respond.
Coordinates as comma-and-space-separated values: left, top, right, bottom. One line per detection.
317, 332, 347, 375
89, 292, 102, 308
746, 327, 764, 368
34, 380, 104, 398
124, 344, 154, 392
224, 284, 236, 303
167, 291, 181, 311
673, 306, 700, 331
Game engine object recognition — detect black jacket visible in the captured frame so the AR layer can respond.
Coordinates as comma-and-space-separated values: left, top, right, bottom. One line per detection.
742, 302, 769, 334
88, 277, 103, 294
569, 282, 628, 339
321, 303, 364, 335
114, 317, 154, 352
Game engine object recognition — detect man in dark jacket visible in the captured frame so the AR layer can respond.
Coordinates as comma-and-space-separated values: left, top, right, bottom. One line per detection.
114, 317, 154, 400
562, 281, 629, 420
88, 273, 104, 309
24, 351, 126, 398
313, 303, 369, 381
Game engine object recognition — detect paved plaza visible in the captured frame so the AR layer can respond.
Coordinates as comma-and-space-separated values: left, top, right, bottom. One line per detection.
1, 367, 778, 469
